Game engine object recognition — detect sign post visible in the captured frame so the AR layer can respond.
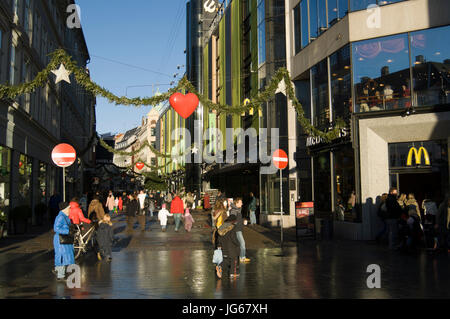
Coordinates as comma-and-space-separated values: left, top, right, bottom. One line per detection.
273, 149, 288, 247
51, 143, 77, 202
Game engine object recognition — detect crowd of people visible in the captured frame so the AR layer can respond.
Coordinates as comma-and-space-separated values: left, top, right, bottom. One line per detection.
376, 187, 450, 254
51, 187, 257, 281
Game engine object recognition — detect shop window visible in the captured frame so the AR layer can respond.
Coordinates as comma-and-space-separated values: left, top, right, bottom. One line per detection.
353, 33, 411, 112
312, 59, 330, 129
38, 162, 47, 204
333, 144, 358, 222
19, 154, 32, 207
0, 146, 11, 219
313, 152, 331, 215
411, 25, 450, 107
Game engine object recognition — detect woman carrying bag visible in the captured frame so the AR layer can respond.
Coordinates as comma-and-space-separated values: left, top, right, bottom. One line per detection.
53, 202, 76, 281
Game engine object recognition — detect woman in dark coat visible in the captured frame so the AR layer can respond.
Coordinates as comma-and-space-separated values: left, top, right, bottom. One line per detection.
126, 194, 139, 232
53, 202, 75, 281
97, 214, 114, 261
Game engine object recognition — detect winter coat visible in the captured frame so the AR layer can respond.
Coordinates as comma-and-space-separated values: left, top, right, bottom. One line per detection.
229, 204, 243, 232
97, 222, 114, 251
249, 197, 257, 211
53, 211, 75, 267
138, 194, 147, 210
127, 199, 139, 217
106, 195, 115, 211
422, 200, 438, 216
88, 199, 105, 222
69, 201, 91, 225
436, 200, 450, 229
218, 222, 240, 258
184, 209, 195, 230
171, 196, 184, 214
158, 208, 173, 226
204, 194, 211, 209
118, 198, 123, 211
386, 194, 403, 219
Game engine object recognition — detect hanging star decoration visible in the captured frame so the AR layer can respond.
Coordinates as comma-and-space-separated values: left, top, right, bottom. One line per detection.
51, 63, 71, 84
275, 78, 287, 96
191, 145, 199, 154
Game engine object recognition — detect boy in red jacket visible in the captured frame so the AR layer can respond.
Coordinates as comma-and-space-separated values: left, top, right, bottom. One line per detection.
170, 194, 184, 232
69, 198, 91, 234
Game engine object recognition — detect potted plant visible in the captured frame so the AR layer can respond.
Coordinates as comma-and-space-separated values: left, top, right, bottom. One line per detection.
12, 205, 32, 234
0, 210, 7, 239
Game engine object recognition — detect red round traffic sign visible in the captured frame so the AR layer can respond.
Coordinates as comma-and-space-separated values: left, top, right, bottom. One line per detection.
51, 143, 76, 168
272, 149, 288, 170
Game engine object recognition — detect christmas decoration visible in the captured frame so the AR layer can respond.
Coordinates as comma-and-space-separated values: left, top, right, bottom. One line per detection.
135, 162, 145, 170
51, 64, 71, 84
169, 92, 199, 119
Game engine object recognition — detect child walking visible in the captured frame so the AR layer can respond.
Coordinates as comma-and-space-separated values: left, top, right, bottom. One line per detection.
184, 203, 195, 232
97, 214, 114, 261
158, 204, 173, 232
218, 215, 240, 278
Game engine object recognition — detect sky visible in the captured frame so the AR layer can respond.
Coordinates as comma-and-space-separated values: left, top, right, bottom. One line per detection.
75, 0, 187, 135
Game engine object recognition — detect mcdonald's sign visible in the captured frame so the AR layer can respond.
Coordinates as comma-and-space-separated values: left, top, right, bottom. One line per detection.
406, 146, 430, 166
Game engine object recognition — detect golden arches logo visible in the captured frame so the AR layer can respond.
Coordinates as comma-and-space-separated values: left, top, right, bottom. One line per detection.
406, 146, 430, 166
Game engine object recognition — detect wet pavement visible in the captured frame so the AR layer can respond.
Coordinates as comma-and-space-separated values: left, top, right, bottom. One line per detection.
0, 212, 449, 299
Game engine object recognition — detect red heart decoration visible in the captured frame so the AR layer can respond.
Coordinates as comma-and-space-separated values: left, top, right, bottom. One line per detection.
169, 92, 199, 119
135, 162, 144, 170
19, 161, 23, 168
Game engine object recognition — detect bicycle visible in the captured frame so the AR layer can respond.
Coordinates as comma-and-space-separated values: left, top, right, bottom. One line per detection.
73, 223, 97, 259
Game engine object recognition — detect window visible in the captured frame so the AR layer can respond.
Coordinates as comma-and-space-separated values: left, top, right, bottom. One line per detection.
293, 4, 301, 54
9, 45, 17, 85
300, 0, 309, 48
257, 0, 266, 65
330, 45, 351, 122
309, 0, 318, 39
313, 152, 331, 214
311, 59, 329, 128
353, 33, 411, 112
410, 25, 450, 107
350, 0, 376, 11
333, 144, 357, 222
318, 0, 327, 34
24, 0, 31, 35
338, 0, 349, 18
328, 0, 339, 26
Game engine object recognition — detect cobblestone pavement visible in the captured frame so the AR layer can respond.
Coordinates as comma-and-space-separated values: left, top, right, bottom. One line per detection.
0, 211, 448, 299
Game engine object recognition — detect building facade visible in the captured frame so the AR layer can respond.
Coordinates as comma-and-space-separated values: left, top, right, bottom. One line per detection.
0, 0, 96, 233
286, 0, 450, 239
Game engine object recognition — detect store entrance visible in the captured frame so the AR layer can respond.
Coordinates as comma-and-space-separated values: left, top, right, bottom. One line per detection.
397, 171, 443, 206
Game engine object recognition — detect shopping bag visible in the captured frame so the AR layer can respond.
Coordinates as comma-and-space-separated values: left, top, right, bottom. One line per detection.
212, 248, 223, 264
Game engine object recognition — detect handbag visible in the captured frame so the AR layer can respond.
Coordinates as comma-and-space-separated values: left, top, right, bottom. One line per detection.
58, 221, 76, 245
212, 248, 223, 265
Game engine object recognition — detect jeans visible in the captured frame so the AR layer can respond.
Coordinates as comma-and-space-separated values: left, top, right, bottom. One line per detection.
174, 214, 182, 230
55, 265, 65, 279
386, 219, 399, 249
250, 210, 256, 225
236, 231, 246, 259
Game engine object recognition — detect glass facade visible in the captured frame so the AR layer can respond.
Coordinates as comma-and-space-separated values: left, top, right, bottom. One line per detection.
0, 146, 11, 219
330, 44, 351, 122
313, 152, 331, 215
311, 58, 329, 128
257, 0, 266, 65
353, 33, 411, 112
350, 0, 405, 11
411, 26, 450, 106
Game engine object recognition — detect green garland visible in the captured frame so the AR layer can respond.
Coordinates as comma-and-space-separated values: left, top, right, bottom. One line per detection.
0, 49, 344, 142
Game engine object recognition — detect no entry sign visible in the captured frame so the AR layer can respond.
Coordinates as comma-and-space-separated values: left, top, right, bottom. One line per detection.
51, 143, 76, 168
273, 149, 288, 170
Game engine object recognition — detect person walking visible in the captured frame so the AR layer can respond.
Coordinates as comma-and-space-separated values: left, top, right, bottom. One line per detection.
375, 193, 389, 244
88, 195, 105, 223
203, 192, 211, 211
126, 194, 139, 232
170, 193, 184, 232
397, 193, 407, 210
435, 193, 450, 252
165, 191, 173, 210
385, 187, 403, 250
248, 192, 257, 226
184, 203, 195, 232
148, 194, 155, 218
53, 202, 76, 281
97, 214, 114, 261
229, 198, 250, 263
118, 196, 123, 213
218, 214, 240, 278
422, 196, 438, 224
158, 204, 173, 232
105, 191, 115, 215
